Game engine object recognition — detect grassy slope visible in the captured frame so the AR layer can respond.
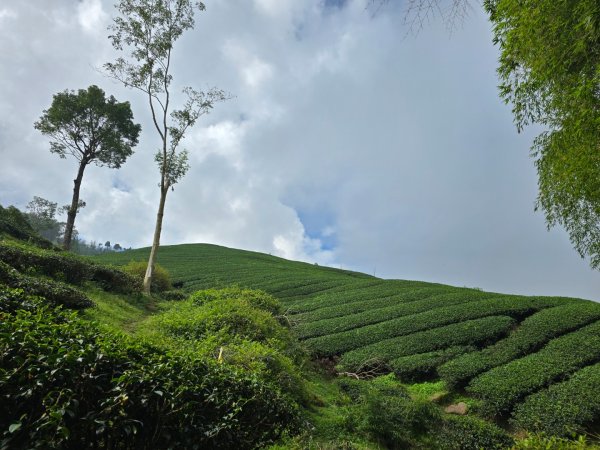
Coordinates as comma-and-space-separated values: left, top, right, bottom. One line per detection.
96, 243, 600, 436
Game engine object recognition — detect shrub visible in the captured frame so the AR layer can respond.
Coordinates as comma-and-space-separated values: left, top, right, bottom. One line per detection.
511, 362, 600, 437
390, 346, 475, 382
295, 291, 498, 339
305, 296, 567, 357
0, 241, 89, 284
288, 285, 455, 315
434, 415, 514, 450
0, 305, 301, 449
439, 302, 600, 387
0, 204, 53, 249
336, 316, 515, 373
123, 260, 171, 292
467, 320, 600, 416
0, 285, 45, 314
0, 261, 92, 309
0, 241, 141, 294
152, 298, 289, 346
191, 287, 281, 315
142, 290, 307, 402
361, 375, 440, 448
335, 374, 441, 448
511, 434, 596, 449
160, 289, 188, 301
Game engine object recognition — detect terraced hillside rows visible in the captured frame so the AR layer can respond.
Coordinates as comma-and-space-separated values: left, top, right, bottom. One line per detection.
96, 243, 600, 437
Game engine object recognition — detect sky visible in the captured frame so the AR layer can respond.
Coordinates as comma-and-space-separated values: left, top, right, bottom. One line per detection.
1, 0, 599, 301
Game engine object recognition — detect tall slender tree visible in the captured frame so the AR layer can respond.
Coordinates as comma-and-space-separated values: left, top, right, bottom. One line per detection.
105, 0, 230, 294
34, 85, 141, 250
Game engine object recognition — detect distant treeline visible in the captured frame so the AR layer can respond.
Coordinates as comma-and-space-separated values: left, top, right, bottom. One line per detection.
24, 196, 129, 255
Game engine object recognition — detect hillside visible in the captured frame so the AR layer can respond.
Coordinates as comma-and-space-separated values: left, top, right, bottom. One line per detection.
97, 243, 600, 441
3, 202, 600, 449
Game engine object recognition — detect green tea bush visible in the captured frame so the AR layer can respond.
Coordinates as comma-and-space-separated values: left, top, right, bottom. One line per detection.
0, 204, 53, 248
295, 291, 498, 339
510, 434, 597, 449
160, 289, 188, 301
390, 346, 475, 382
153, 297, 289, 346
511, 362, 600, 437
305, 296, 565, 357
144, 289, 307, 402
467, 320, 600, 416
439, 302, 600, 387
0, 285, 45, 314
216, 339, 308, 404
0, 241, 141, 294
434, 415, 514, 450
335, 374, 440, 448
0, 305, 301, 449
0, 241, 89, 284
361, 375, 440, 448
288, 285, 453, 315
0, 261, 92, 309
336, 316, 515, 372
123, 260, 171, 292
191, 287, 281, 315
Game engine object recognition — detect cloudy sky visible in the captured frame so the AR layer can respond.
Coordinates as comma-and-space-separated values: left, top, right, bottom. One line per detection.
1, 0, 598, 301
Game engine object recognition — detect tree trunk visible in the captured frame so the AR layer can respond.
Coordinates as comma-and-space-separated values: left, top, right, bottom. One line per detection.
143, 187, 168, 295
63, 160, 87, 251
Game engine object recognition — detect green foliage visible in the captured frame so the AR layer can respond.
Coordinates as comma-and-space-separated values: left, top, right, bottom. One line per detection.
337, 316, 515, 372
94, 243, 600, 439
467, 320, 600, 416
191, 286, 281, 315
511, 362, 600, 437
160, 289, 188, 301
434, 415, 514, 450
141, 288, 307, 403
391, 346, 475, 382
406, 380, 448, 401
361, 375, 440, 448
150, 296, 289, 346
305, 296, 566, 357
0, 240, 141, 294
123, 260, 171, 292
331, 374, 440, 448
511, 434, 599, 449
0, 303, 300, 449
485, 0, 600, 268
24, 196, 65, 243
0, 261, 92, 310
290, 284, 453, 315
34, 85, 140, 168
0, 205, 54, 249
0, 285, 45, 315
439, 302, 600, 387
295, 290, 497, 339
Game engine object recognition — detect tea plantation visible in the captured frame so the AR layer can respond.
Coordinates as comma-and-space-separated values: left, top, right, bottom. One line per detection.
96, 243, 600, 446
3, 201, 600, 448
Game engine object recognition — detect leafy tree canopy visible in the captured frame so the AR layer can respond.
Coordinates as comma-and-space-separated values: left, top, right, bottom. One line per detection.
485, 0, 600, 267
34, 85, 141, 168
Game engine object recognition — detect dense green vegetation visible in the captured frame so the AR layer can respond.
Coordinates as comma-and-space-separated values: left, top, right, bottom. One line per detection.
4, 204, 600, 448
439, 302, 600, 387
96, 243, 600, 447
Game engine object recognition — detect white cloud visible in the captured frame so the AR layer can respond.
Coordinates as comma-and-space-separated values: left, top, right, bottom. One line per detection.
0, 8, 17, 21
77, 0, 108, 34
222, 40, 275, 91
